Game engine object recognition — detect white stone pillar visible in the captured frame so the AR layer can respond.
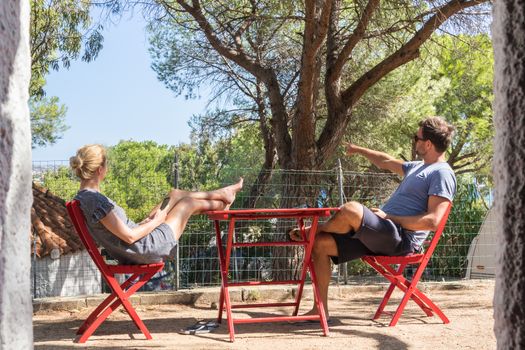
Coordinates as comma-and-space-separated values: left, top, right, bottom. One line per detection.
493, 0, 525, 348
0, 0, 33, 349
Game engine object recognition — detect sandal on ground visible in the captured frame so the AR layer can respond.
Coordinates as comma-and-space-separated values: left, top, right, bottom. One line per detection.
179, 320, 220, 335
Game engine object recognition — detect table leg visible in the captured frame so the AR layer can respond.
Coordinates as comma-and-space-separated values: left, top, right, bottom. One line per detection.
215, 218, 237, 341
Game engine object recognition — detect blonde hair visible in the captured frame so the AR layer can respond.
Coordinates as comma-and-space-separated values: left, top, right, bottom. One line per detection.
69, 144, 107, 180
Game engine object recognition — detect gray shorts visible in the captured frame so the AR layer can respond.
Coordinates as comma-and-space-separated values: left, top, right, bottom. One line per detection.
330, 205, 414, 264
125, 223, 178, 264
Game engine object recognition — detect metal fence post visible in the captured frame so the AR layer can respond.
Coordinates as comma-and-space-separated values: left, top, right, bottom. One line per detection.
337, 159, 348, 285
172, 153, 180, 291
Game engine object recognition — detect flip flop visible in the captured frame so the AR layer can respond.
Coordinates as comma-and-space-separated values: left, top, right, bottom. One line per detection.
179, 320, 220, 335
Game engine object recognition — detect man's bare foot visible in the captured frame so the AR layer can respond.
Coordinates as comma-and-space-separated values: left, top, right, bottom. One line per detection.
302, 307, 329, 320
288, 226, 312, 241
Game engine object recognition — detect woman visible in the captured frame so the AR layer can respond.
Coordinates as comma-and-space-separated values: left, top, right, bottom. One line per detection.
70, 144, 243, 265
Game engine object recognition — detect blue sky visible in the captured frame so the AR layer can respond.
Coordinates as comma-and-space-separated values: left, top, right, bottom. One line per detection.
32, 14, 207, 161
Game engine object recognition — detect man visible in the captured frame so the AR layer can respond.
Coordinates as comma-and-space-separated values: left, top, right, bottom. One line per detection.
290, 116, 456, 320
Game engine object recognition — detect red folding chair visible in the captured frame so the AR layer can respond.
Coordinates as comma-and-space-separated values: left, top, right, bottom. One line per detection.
362, 202, 452, 326
66, 200, 164, 343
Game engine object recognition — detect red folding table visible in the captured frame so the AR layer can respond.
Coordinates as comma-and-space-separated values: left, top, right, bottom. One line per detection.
206, 208, 337, 342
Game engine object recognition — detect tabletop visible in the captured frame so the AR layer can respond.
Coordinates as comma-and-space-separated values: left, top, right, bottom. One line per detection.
206, 207, 339, 220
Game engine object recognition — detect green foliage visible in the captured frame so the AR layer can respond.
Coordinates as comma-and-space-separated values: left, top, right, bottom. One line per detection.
431, 35, 494, 175
103, 141, 173, 221
338, 34, 494, 176
29, 0, 103, 148
344, 259, 375, 276
29, 96, 69, 148
40, 166, 79, 200
148, 2, 301, 103
431, 175, 489, 278
30, 0, 103, 98
343, 58, 448, 170
176, 120, 263, 195
175, 141, 223, 192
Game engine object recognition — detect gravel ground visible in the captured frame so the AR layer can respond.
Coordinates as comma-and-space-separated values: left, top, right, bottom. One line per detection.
33, 280, 496, 350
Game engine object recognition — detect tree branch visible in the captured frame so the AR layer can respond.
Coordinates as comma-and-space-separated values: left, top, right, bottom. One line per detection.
328, 0, 380, 84
341, 0, 488, 108
168, 0, 292, 165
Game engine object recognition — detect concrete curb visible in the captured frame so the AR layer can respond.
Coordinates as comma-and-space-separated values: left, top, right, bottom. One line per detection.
33, 279, 494, 312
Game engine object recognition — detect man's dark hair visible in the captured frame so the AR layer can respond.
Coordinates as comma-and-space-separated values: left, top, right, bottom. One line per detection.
419, 116, 455, 153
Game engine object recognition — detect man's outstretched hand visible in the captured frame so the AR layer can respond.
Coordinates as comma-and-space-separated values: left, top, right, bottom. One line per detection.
344, 142, 361, 156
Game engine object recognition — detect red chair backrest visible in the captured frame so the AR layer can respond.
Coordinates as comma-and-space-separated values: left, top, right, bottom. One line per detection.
66, 199, 111, 274
420, 202, 452, 260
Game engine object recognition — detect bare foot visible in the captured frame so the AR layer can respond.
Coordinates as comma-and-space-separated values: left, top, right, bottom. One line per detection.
302, 307, 329, 320
218, 178, 244, 209
288, 226, 312, 241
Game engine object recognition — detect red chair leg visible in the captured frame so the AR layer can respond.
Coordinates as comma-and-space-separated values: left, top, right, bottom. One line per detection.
367, 260, 435, 323
119, 297, 153, 339
373, 282, 396, 320
77, 298, 122, 343
389, 286, 416, 326
387, 266, 434, 318
411, 288, 450, 324
78, 271, 158, 342
389, 277, 438, 326
77, 292, 118, 335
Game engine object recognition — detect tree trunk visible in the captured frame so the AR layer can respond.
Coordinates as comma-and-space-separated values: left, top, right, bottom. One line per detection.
0, 0, 33, 347
272, 170, 323, 280
493, 1, 525, 348
242, 81, 277, 209
242, 164, 274, 209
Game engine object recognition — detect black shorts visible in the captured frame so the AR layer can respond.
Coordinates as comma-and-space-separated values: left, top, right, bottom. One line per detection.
330, 205, 414, 264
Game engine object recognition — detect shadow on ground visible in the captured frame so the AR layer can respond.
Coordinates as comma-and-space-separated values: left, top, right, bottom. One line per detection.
33, 280, 495, 350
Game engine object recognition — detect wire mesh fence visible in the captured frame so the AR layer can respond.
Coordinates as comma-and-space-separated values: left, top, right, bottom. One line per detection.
31, 158, 495, 299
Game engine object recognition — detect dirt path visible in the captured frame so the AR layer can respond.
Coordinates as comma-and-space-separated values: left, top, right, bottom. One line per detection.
33, 280, 495, 349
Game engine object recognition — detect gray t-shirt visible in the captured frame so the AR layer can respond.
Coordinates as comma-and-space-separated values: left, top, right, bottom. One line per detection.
75, 189, 178, 264
74, 189, 142, 264
381, 161, 456, 249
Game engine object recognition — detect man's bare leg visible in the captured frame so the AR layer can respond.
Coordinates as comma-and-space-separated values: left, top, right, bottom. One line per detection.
304, 233, 339, 319
295, 201, 365, 318
289, 201, 364, 240
319, 201, 364, 233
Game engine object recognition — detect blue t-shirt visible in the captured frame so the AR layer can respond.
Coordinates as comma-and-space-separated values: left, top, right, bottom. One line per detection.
381, 161, 456, 249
